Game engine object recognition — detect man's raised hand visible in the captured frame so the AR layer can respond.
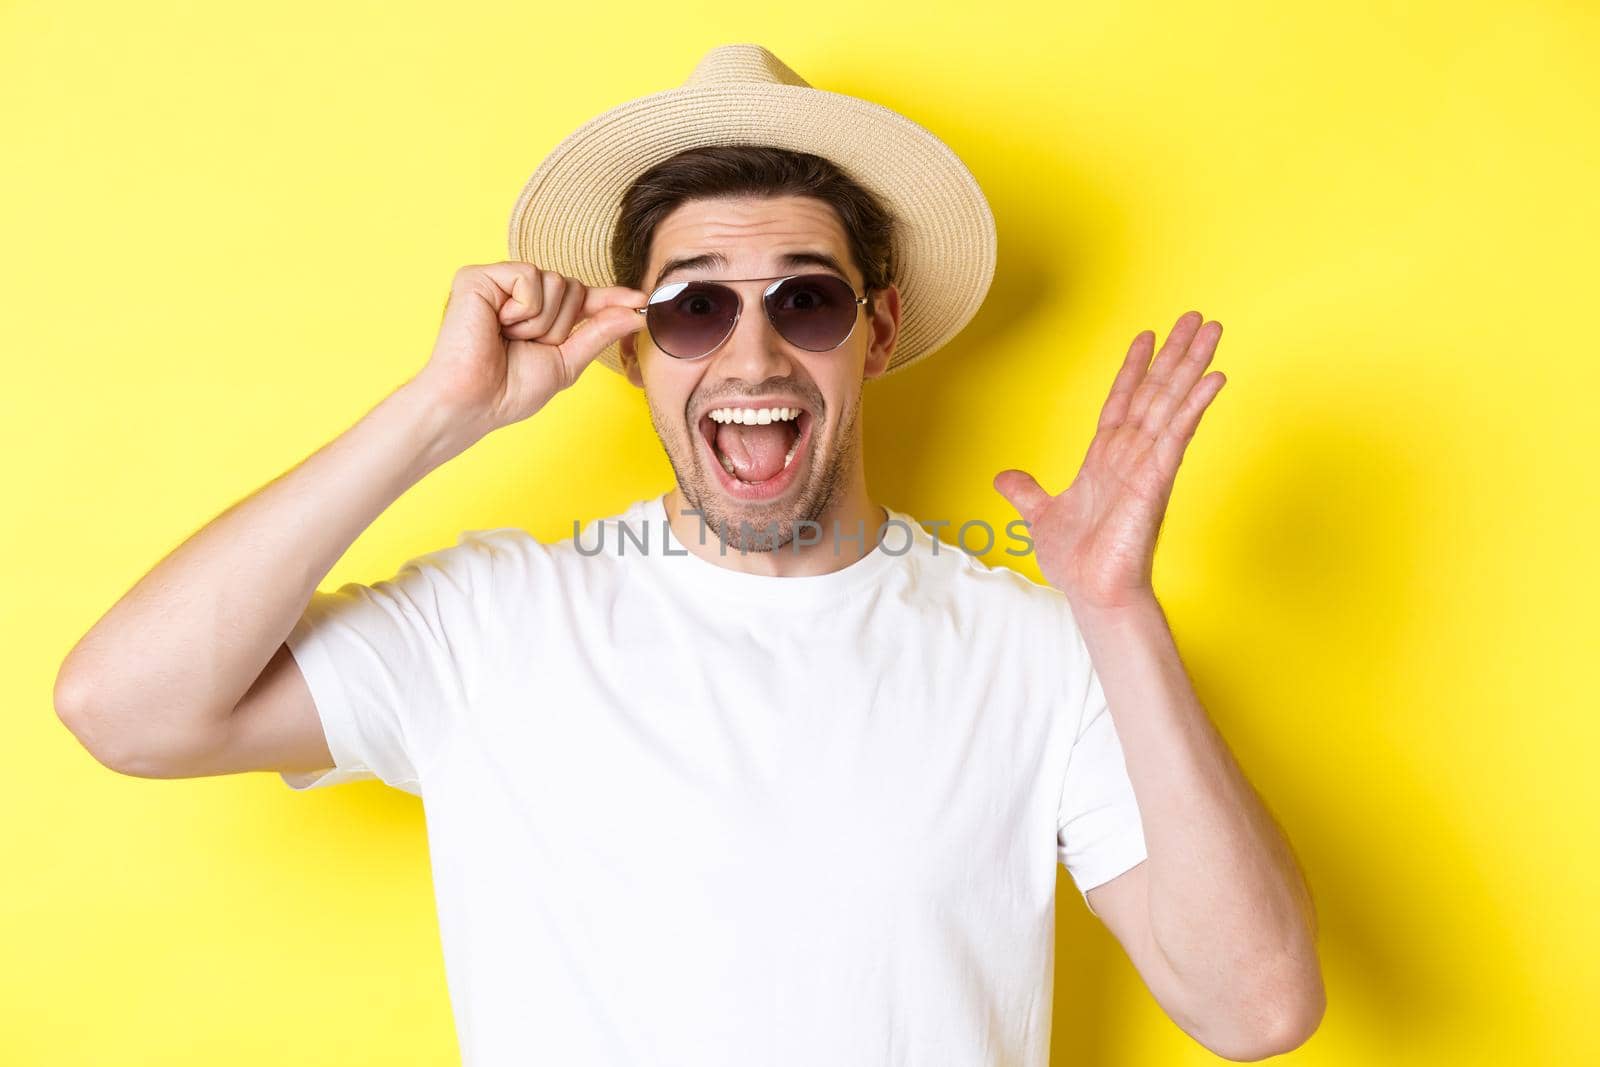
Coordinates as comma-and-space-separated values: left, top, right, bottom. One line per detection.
994, 310, 1227, 609
412, 262, 647, 441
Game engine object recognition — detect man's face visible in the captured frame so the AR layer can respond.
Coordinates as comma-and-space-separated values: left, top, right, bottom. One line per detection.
620, 194, 901, 551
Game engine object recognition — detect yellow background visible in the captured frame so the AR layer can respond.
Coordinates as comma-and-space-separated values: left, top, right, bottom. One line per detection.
4, 2, 1595, 1063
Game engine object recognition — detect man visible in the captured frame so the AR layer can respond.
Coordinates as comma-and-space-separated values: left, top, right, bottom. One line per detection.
55, 43, 1323, 1066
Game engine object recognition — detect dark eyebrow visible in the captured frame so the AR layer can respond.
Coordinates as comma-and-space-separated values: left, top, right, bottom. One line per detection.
779, 250, 852, 281
653, 251, 727, 289
652, 249, 854, 290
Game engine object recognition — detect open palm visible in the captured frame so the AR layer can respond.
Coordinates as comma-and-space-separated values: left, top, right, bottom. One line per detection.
994, 311, 1226, 609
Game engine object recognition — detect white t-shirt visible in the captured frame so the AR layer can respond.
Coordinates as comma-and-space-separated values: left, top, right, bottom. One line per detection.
284, 492, 1147, 1067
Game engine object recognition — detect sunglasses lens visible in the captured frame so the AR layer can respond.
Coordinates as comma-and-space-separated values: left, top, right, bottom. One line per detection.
766, 274, 861, 351
645, 281, 738, 359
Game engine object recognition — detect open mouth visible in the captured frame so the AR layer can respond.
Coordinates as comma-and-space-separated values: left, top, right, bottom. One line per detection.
697, 404, 814, 498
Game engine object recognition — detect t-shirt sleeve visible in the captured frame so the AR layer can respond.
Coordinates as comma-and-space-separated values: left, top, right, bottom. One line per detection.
1056, 601, 1149, 906
279, 528, 514, 795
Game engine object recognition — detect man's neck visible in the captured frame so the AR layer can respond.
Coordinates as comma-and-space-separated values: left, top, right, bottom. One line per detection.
662, 483, 888, 578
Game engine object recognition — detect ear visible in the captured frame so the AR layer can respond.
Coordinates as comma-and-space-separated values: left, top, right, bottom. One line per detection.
862, 283, 902, 381
620, 333, 644, 389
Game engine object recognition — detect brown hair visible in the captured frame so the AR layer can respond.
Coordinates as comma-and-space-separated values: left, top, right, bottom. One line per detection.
609, 144, 897, 317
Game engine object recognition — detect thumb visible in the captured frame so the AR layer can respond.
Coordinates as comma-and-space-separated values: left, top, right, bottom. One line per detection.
993, 468, 1051, 523
558, 300, 647, 372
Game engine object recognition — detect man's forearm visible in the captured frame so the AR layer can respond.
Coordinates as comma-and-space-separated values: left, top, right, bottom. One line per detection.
1073, 594, 1322, 1032
55, 377, 473, 763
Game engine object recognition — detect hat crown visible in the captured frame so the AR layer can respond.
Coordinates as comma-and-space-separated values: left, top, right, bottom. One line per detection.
683, 44, 811, 89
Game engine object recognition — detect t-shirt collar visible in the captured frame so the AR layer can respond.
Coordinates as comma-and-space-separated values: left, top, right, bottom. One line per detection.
642, 492, 909, 608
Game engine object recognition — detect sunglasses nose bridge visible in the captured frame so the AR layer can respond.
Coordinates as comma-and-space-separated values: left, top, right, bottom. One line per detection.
716, 294, 796, 374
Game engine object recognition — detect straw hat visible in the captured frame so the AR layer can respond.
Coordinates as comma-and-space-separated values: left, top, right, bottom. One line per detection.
505, 43, 996, 378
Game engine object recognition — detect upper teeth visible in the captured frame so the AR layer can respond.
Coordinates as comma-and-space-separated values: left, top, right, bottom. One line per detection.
707, 406, 802, 425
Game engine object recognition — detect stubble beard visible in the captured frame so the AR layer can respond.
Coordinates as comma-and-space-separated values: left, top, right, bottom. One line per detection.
651, 392, 864, 554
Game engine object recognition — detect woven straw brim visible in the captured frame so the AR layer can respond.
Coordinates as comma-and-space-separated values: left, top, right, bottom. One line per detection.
506, 83, 996, 378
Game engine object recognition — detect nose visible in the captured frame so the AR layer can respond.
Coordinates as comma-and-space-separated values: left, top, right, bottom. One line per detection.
708, 288, 795, 381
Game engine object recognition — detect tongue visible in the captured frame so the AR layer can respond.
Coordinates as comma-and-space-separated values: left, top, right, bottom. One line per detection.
714, 422, 791, 482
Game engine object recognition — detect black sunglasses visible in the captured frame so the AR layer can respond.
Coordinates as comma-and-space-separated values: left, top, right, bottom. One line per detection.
634, 273, 870, 360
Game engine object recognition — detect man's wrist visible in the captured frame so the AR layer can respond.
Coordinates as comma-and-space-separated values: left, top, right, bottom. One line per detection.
382, 377, 484, 481
1067, 589, 1165, 634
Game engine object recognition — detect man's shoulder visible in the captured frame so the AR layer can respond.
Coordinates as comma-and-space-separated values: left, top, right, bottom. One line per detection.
467, 497, 655, 553
406, 497, 652, 588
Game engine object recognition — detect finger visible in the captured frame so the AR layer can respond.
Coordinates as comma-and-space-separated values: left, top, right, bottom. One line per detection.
1097, 329, 1156, 432
1126, 310, 1203, 427
518, 270, 568, 336
468, 263, 542, 321
503, 314, 562, 341
557, 304, 648, 379
450, 271, 532, 337
582, 284, 651, 318
540, 278, 589, 344
1142, 319, 1222, 434
502, 281, 644, 340
1153, 371, 1226, 474
993, 468, 1052, 524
